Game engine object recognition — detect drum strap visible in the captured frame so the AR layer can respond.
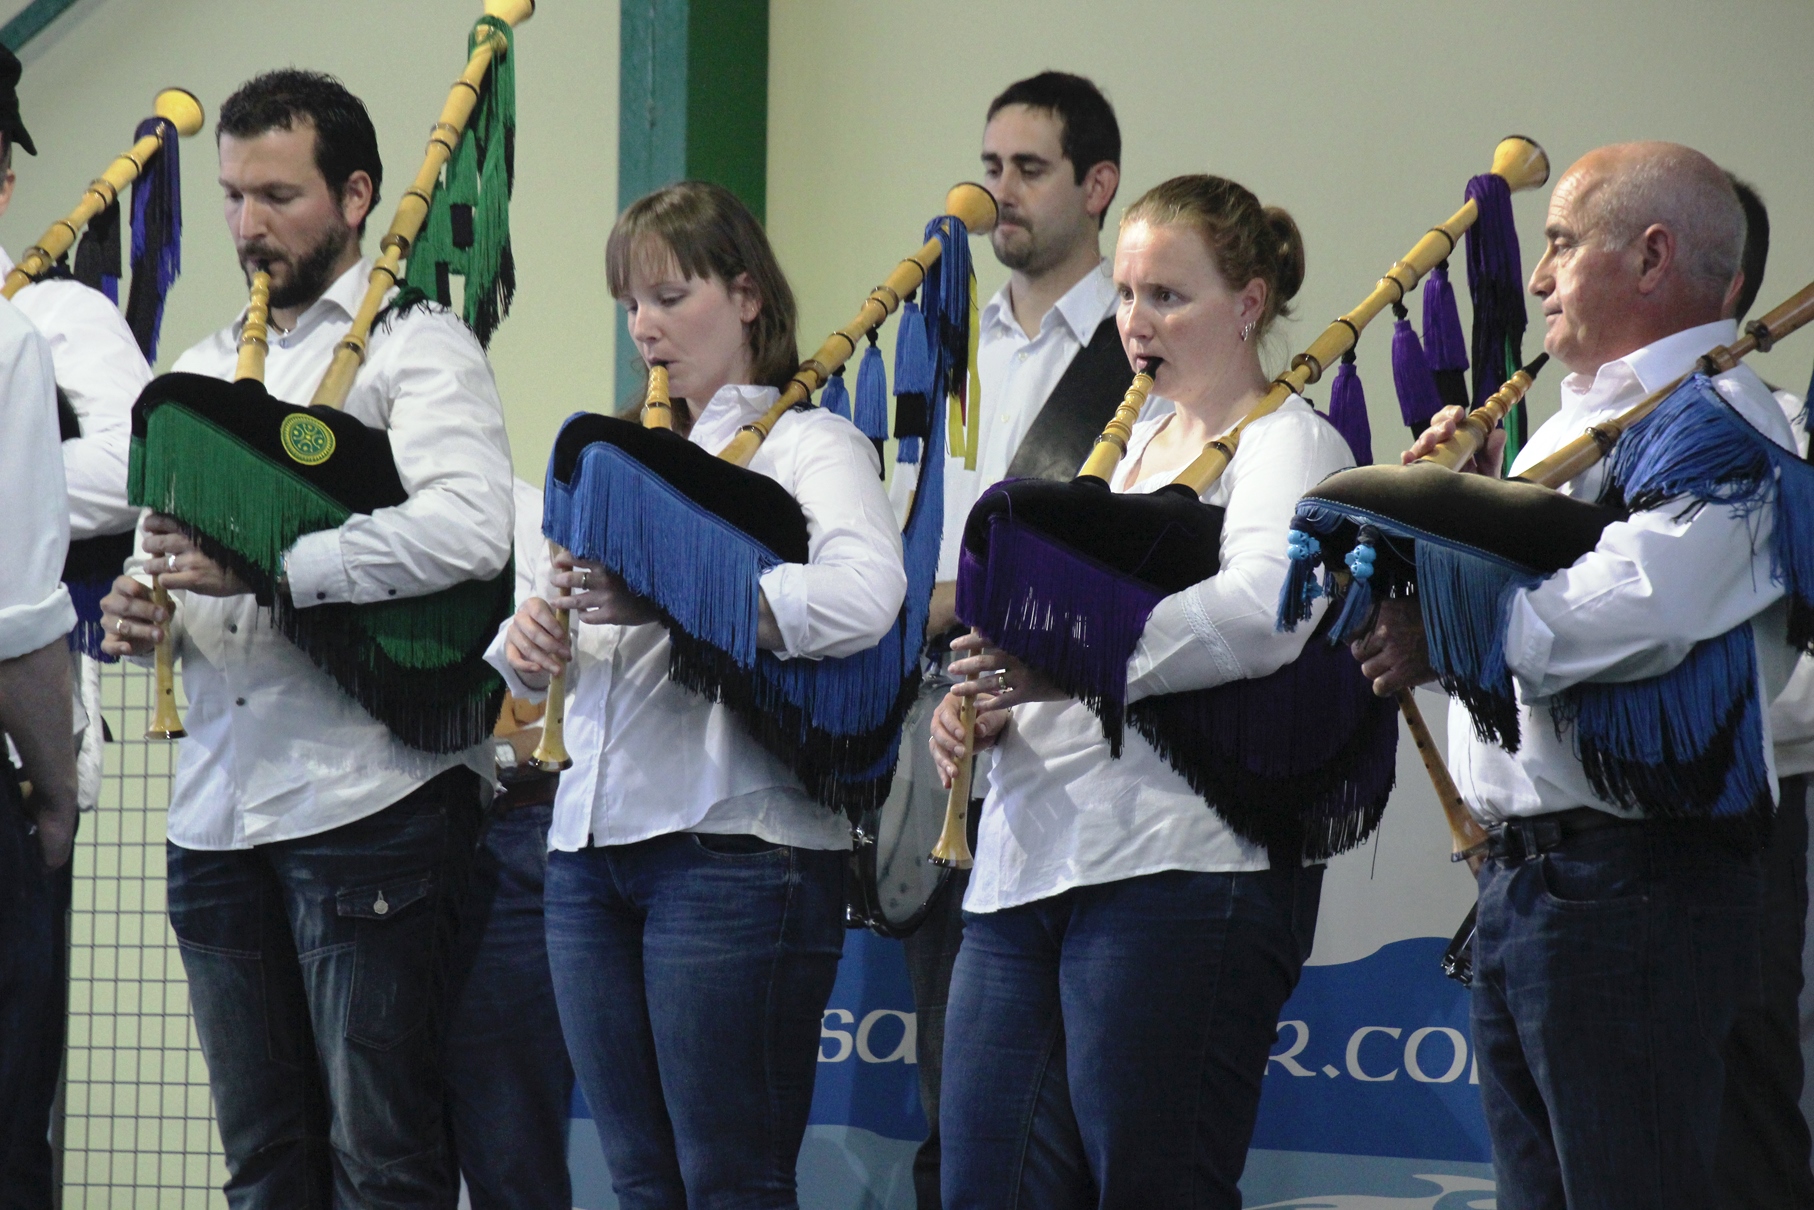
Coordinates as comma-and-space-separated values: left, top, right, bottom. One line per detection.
1005, 316, 1136, 483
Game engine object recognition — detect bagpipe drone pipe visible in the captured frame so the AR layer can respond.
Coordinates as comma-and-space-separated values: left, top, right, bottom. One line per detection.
542, 183, 999, 819
954, 137, 1552, 861
1280, 278, 1814, 834
9, 89, 205, 657
126, 0, 534, 752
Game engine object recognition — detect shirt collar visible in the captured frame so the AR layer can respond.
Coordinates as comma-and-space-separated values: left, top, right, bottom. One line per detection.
1560, 318, 1739, 404
0, 246, 14, 278
688, 382, 782, 452
981, 258, 1114, 343
236, 257, 373, 332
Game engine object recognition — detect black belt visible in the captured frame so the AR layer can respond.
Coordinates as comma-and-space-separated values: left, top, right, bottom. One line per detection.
1484, 806, 1640, 864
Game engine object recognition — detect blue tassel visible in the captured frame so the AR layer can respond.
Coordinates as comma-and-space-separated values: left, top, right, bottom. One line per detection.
1415, 540, 1542, 749
127, 116, 183, 363
1329, 527, 1378, 641
820, 367, 851, 420
1277, 524, 1326, 630
854, 337, 889, 462
1327, 350, 1373, 466
1557, 624, 1769, 822
896, 435, 921, 465
892, 301, 935, 400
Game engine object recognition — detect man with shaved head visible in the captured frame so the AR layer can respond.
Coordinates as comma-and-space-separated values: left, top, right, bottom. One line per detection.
1364, 142, 1799, 1207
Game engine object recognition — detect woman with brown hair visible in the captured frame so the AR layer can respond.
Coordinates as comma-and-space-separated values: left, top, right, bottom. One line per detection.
928, 175, 1351, 1208
488, 180, 906, 1208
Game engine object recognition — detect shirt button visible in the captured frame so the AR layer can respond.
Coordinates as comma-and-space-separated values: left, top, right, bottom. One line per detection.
387, 589, 397, 597
227, 623, 238, 634
235, 697, 246, 706
316, 592, 326, 601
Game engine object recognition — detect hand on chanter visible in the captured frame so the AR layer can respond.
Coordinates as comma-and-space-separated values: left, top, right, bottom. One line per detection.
928, 686, 1012, 788
1401, 405, 1506, 477
1349, 597, 1437, 696
99, 574, 163, 659
505, 597, 569, 691
946, 631, 1066, 709
548, 549, 661, 627
142, 513, 253, 597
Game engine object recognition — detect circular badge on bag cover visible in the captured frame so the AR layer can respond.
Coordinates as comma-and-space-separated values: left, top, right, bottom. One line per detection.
280, 413, 335, 466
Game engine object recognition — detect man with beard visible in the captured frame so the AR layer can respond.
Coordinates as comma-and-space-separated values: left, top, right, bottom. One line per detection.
901, 70, 1122, 1210
97, 70, 511, 1208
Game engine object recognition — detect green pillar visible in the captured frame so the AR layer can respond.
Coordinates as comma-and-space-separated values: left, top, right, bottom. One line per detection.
615, 0, 768, 405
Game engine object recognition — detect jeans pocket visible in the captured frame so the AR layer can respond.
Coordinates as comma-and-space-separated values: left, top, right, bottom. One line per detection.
335, 875, 436, 1050
1690, 903, 1763, 1044
691, 833, 786, 858
1536, 849, 1647, 909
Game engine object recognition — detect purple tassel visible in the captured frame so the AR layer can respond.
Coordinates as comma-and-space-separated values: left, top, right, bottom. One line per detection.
820, 367, 851, 420
1328, 350, 1373, 466
1463, 175, 1527, 408
127, 116, 182, 362
1421, 263, 1469, 372
1391, 313, 1444, 432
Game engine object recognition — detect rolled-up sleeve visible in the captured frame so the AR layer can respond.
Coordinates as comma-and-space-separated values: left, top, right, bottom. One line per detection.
285, 311, 514, 607
1126, 408, 1353, 701
759, 412, 907, 660
0, 303, 75, 660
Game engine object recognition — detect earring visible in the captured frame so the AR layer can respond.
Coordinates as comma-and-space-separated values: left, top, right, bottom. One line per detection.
1240, 321, 1255, 343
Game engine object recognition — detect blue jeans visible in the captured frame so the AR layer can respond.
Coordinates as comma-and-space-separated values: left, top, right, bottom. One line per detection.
0, 758, 71, 1210
167, 766, 483, 1210
1472, 820, 1765, 1209
940, 864, 1325, 1210
545, 832, 846, 1210
445, 803, 574, 1210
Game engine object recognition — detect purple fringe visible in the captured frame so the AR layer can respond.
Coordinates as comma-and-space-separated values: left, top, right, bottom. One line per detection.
127, 116, 182, 363
958, 512, 1166, 753
1391, 315, 1444, 432
1328, 353, 1373, 466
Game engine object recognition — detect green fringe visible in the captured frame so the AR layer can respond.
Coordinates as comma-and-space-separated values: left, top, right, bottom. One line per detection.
129, 405, 351, 576
403, 14, 516, 347
361, 571, 512, 671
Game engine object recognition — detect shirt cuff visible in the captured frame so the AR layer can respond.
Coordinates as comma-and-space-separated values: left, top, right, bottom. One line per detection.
484, 621, 547, 704
284, 530, 353, 608
1502, 588, 1556, 699
758, 564, 812, 661
0, 587, 77, 661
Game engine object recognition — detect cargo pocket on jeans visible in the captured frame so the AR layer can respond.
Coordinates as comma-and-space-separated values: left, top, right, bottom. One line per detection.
335, 875, 435, 1050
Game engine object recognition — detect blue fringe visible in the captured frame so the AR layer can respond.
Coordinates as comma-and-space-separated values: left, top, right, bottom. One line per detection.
820, 368, 851, 420
892, 301, 934, 400
896, 435, 921, 465
855, 340, 889, 445
1608, 373, 1814, 653
65, 576, 118, 661
1415, 540, 1541, 749
1555, 624, 1769, 822
1329, 528, 1378, 641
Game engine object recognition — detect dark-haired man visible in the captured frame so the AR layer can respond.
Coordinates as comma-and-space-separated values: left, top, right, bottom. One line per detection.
897, 69, 1122, 1210
98, 70, 512, 1208
1716, 172, 1814, 1209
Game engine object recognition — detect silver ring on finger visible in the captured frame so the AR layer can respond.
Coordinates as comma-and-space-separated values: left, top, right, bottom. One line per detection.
577, 566, 592, 592
992, 667, 1011, 693
116, 616, 127, 636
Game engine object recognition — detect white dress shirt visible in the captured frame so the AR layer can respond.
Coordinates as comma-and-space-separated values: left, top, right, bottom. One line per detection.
1450, 320, 1797, 822
966, 396, 1354, 913
486, 383, 906, 853
1768, 389, 1814, 778
147, 259, 514, 850
0, 297, 71, 660
0, 247, 152, 539
937, 260, 1117, 580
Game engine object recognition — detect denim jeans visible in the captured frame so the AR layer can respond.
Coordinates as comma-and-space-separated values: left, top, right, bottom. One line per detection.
940, 863, 1325, 1210
444, 802, 574, 1210
167, 766, 483, 1210
1472, 819, 1765, 1210
545, 831, 846, 1210
1717, 776, 1814, 1207
0, 758, 71, 1210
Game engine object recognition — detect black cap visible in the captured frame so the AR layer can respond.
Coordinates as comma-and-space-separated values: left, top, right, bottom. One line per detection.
0, 45, 36, 157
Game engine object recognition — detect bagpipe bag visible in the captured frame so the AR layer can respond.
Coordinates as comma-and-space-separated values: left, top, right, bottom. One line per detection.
1282, 373, 1814, 830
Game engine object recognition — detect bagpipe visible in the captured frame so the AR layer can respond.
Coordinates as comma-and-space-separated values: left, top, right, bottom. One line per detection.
940, 137, 1552, 866
127, 0, 533, 752
541, 183, 998, 819
1282, 277, 1814, 839
9, 89, 203, 663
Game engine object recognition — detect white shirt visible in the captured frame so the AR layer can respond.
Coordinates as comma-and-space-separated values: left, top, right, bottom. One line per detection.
1768, 389, 1814, 777
0, 247, 152, 539
486, 383, 907, 853
1450, 320, 1797, 822
0, 297, 71, 660
937, 260, 1117, 580
966, 396, 1355, 913
149, 259, 515, 850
